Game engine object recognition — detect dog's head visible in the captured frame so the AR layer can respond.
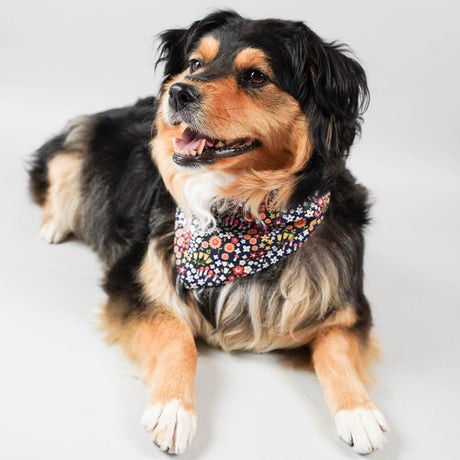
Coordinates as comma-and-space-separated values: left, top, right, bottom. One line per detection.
152, 10, 368, 222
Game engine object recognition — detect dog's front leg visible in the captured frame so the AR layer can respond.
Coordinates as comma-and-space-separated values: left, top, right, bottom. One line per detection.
312, 327, 388, 454
103, 305, 197, 454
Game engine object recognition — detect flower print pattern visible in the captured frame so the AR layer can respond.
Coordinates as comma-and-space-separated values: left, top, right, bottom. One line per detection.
174, 191, 331, 289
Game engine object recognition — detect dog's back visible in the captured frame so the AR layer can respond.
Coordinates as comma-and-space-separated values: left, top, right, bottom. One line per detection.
29, 97, 162, 265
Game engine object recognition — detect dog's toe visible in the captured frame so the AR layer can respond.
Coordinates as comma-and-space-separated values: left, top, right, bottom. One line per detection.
39, 218, 69, 244
335, 408, 388, 454
141, 399, 196, 455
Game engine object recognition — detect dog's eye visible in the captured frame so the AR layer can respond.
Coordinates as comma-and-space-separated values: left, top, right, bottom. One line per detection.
189, 59, 203, 73
246, 69, 268, 86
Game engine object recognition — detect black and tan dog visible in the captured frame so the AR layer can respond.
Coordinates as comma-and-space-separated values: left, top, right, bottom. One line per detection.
29, 10, 388, 455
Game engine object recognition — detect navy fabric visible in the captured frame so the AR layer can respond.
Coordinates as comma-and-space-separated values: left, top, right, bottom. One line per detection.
174, 192, 331, 289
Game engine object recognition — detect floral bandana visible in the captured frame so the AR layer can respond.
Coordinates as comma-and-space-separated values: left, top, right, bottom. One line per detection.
174, 192, 331, 289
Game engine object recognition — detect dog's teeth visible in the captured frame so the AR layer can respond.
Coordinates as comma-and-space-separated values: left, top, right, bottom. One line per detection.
191, 150, 197, 157
215, 140, 224, 148
197, 139, 206, 155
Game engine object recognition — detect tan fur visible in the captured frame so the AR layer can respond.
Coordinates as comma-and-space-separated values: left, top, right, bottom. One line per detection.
234, 48, 274, 79
150, 116, 194, 210
201, 239, 345, 351
312, 327, 378, 415
100, 304, 197, 409
207, 290, 356, 353
190, 35, 220, 63
139, 238, 212, 336
41, 153, 83, 236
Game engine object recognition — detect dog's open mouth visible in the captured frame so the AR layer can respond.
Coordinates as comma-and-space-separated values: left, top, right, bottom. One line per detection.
172, 127, 259, 166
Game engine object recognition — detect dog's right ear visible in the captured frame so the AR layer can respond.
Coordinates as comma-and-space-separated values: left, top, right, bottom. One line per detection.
156, 10, 243, 82
156, 28, 191, 80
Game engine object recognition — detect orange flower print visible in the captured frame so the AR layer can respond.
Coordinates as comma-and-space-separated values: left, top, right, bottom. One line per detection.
202, 241, 209, 249
233, 265, 244, 275
222, 253, 229, 260
224, 243, 235, 252
294, 218, 307, 228
249, 237, 257, 245
209, 235, 222, 249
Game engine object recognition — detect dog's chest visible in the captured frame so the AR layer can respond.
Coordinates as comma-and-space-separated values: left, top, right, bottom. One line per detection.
151, 241, 339, 352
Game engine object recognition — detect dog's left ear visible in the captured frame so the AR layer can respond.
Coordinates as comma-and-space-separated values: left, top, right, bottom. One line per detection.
293, 25, 369, 161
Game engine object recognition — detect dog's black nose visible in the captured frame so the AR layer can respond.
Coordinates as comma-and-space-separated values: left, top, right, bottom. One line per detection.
168, 83, 201, 112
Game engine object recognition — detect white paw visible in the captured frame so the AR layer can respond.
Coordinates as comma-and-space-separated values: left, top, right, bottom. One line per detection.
335, 408, 388, 455
40, 219, 69, 244
141, 399, 197, 455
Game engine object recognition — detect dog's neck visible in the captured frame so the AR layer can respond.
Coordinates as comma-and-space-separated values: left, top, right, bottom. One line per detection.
174, 191, 331, 289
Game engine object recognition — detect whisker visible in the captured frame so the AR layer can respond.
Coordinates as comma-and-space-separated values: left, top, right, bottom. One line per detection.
209, 114, 233, 122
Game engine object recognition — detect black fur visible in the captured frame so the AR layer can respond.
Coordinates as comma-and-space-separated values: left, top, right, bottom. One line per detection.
29, 10, 372, 337
79, 97, 160, 264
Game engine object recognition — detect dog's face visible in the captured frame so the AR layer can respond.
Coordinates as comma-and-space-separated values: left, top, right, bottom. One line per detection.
160, 33, 308, 174
152, 11, 368, 214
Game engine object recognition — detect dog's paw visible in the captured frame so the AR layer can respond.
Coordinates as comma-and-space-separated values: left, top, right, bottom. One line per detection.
141, 399, 197, 455
39, 218, 69, 244
335, 408, 388, 455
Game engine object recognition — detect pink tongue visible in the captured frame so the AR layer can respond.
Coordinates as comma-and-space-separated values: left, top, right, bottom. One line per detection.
173, 129, 214, 152
174, 137, 203, 152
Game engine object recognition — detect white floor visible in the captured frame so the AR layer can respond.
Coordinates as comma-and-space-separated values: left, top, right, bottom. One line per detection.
1, 1, 459, 459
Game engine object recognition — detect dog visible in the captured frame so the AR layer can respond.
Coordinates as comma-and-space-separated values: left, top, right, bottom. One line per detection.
28, 10, 388, 455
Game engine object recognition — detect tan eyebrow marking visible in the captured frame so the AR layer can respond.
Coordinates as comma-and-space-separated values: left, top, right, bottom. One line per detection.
191, 35, 220, 63
234, 48, 273, 78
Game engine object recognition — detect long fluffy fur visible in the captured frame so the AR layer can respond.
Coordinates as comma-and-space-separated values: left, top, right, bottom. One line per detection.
29, 11, 372, 350
28, 10, 386, 455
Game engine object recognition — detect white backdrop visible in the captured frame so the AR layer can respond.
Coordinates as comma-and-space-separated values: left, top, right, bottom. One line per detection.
1, 1, 459, 459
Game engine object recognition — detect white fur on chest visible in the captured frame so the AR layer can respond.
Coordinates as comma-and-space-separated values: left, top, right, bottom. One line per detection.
181, 171, 232, 230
